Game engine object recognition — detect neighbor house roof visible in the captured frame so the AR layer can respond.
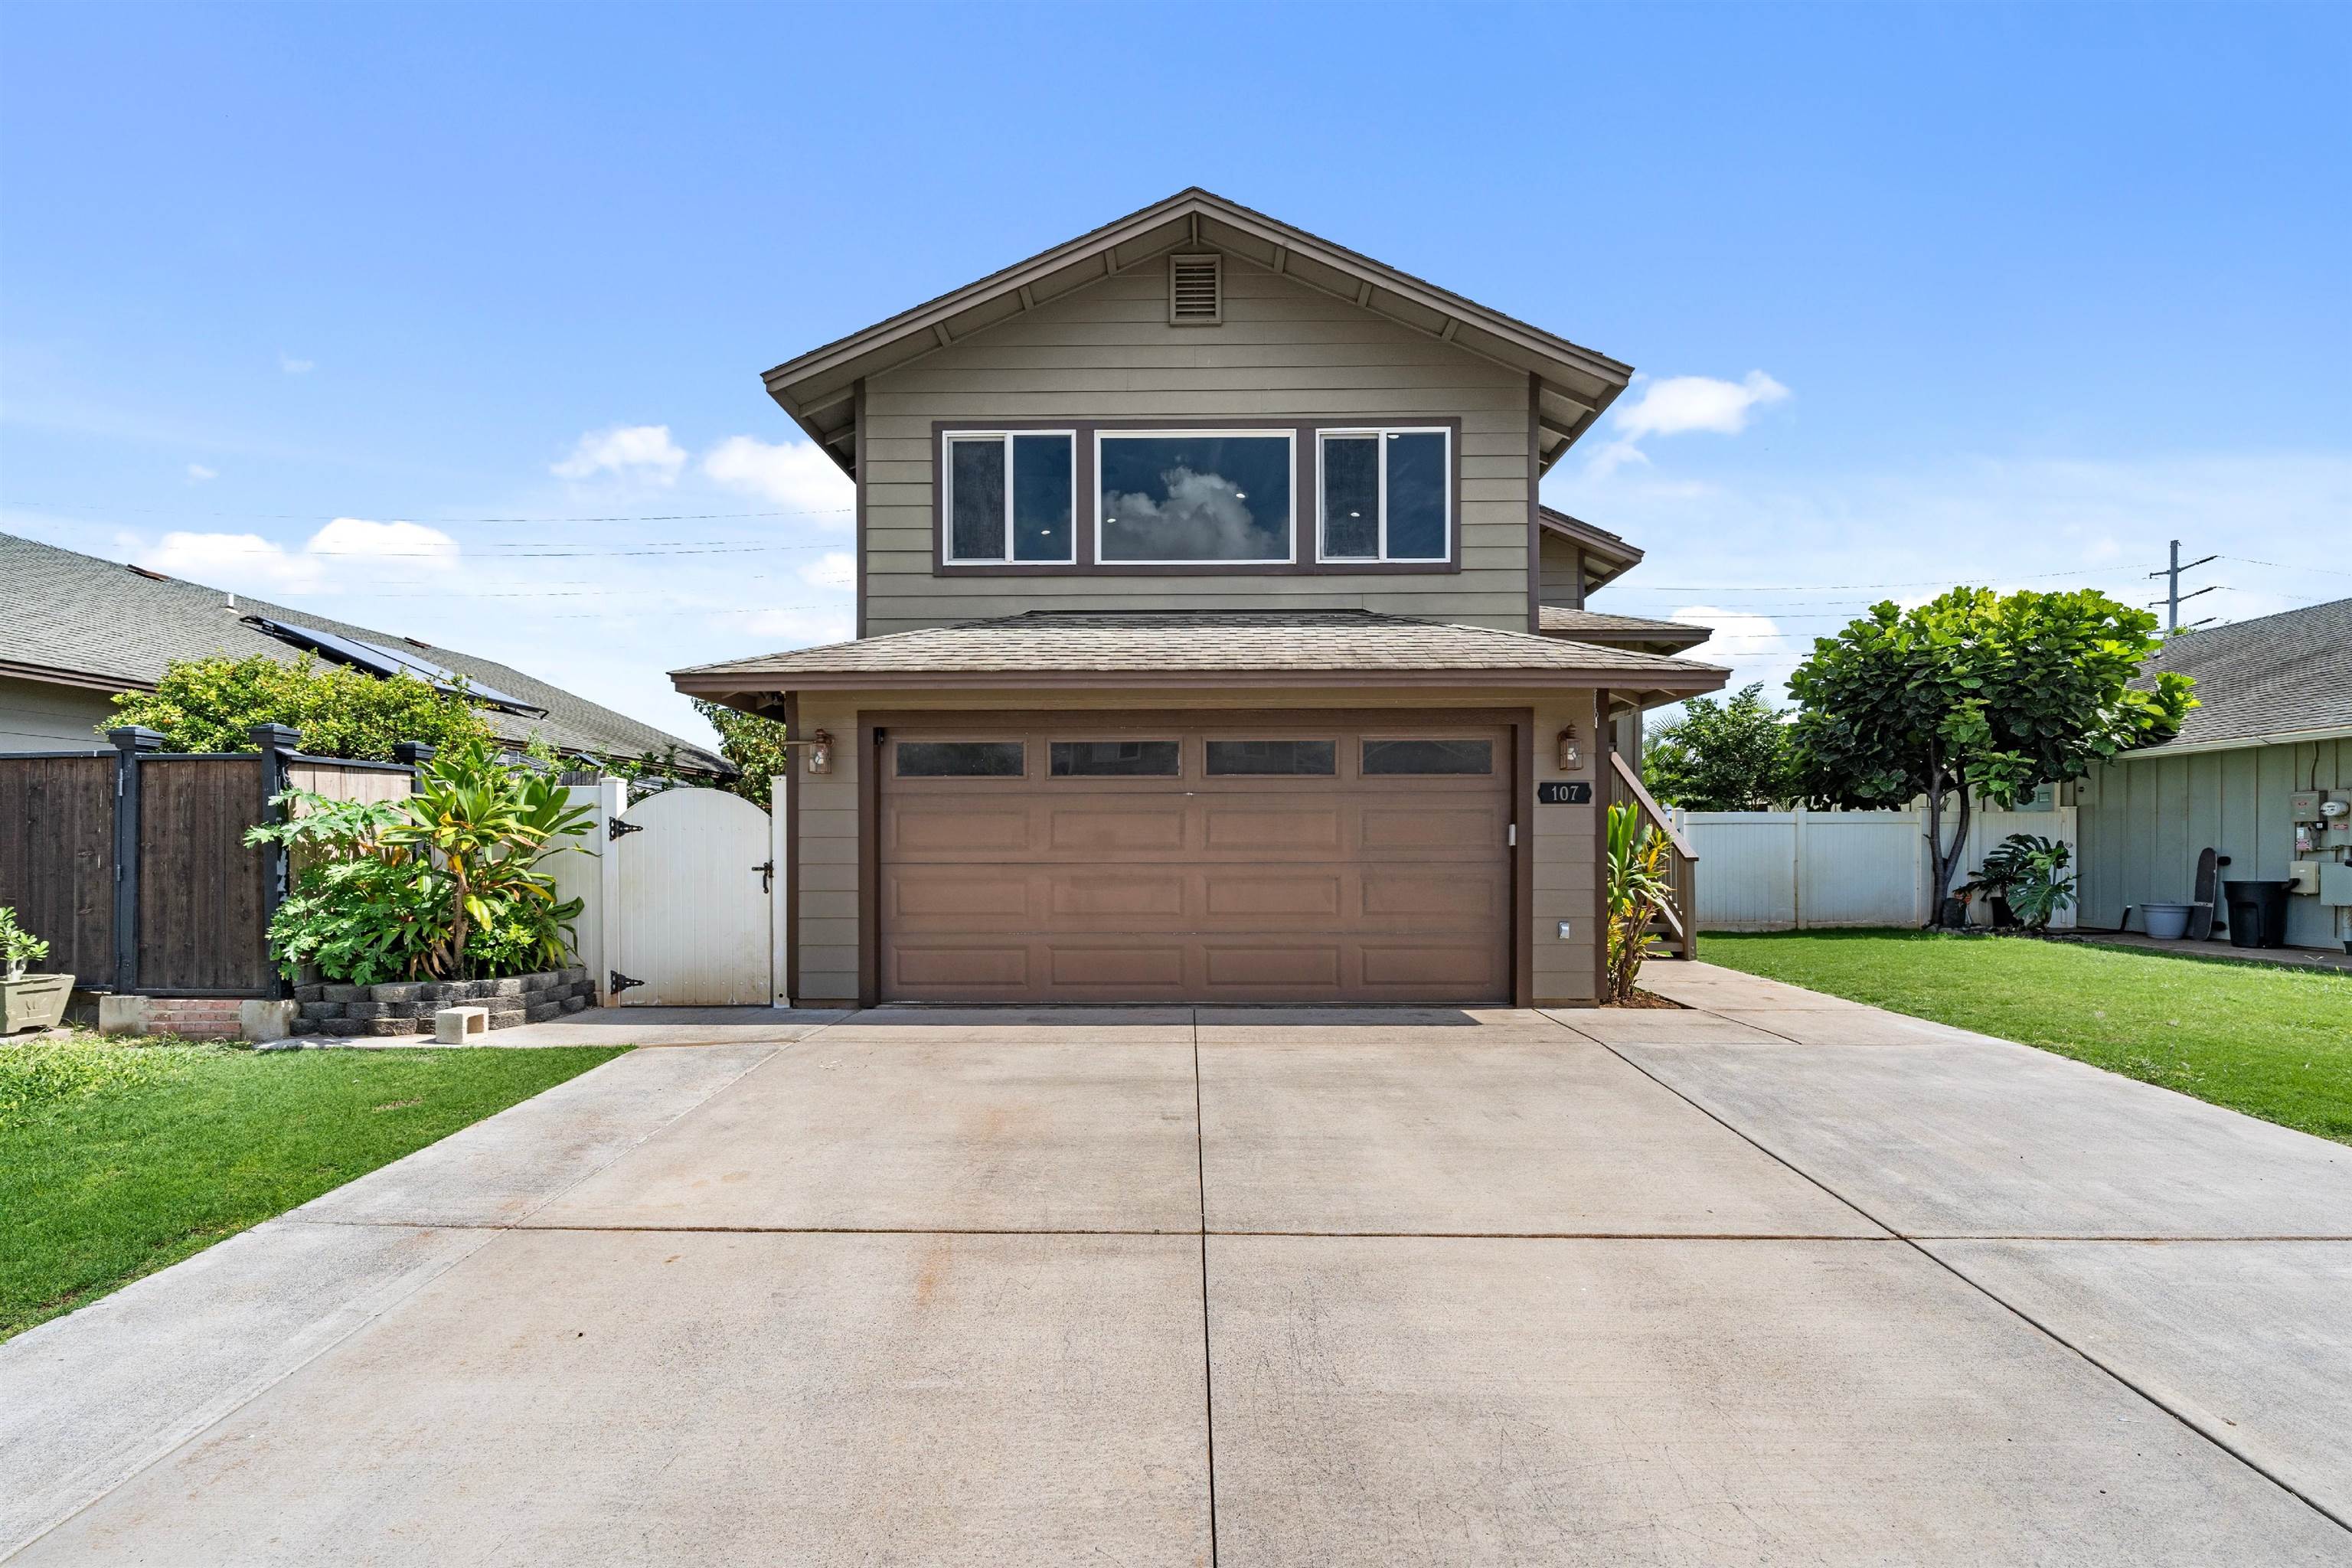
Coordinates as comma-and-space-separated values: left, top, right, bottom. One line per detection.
1537, 606, 1711, 655
674, 609, 1726, 704
764, 189, 1632, 479
0, 533, 728, 773
2122, 597, 2352, 756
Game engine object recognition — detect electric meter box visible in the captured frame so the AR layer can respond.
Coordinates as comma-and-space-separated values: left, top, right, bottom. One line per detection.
2321, 861, 2352, 909
2289, 791, 2325, 823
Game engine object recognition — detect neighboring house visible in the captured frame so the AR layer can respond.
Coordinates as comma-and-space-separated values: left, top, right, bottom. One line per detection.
674, 189, 1724, 1008
2076, 598, 2352, 951
0, 533, 729, 776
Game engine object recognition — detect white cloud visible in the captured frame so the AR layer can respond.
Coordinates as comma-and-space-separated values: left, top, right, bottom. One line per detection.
740, 605, 854, 647
279, 353, 314, 374
552, 424, 688, 485
1590, 371, 1790, 477
136, 518, 460, 597
185, 463, 217, 482
702, 435, 854, 521
799, 550, 857, 592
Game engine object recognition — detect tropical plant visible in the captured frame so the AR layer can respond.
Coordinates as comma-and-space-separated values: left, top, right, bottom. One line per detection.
1786, 587, 2192, 928
1999, 835, 2076, 931
1, 906, 51, 982
1642, 682, 1795, 810
247, 740, 593, 984
1603, 802, 1674, 1002
694, 698, 791, 806
109, 654, 493, 760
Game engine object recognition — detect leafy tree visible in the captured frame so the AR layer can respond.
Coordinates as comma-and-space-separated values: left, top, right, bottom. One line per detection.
694, 698, 792, 805
1642, 683, 1794, 810
109, 655, 492, 759
1786, 587, 2193, 927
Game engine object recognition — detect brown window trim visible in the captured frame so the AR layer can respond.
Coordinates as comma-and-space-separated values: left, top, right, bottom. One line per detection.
929, 416, 1465, 578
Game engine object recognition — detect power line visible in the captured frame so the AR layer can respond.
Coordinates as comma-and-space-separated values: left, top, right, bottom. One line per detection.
4, 501, 852, 524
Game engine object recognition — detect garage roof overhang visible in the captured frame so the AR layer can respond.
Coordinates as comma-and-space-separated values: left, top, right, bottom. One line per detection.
672, 611, 1727, 718
764, 189, 1633, 478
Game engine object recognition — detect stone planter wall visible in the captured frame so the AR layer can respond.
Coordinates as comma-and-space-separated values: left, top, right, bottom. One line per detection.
292, 967, 593, 1037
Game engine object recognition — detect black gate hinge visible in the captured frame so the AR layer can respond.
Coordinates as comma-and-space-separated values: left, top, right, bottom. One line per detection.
608, 817, 645, 841
609, 971, 645, 995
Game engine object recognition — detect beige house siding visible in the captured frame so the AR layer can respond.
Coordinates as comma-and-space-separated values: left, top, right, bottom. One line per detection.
857, 254, 1534, 636
1532, 688, 1601, 1004
1537, 532, 1584, 609
783, 684, 1603, 1007
792, 694, 863, 1003
1, 675, 117, 752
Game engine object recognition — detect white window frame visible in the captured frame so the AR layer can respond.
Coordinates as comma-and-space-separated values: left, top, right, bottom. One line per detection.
940, 429, 1079, 566
1315, 426, 1453, 564
1093, 428, 1298, 566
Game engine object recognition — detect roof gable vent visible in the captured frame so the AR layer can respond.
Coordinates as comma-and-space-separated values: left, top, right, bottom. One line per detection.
1168, 253, 1221, 325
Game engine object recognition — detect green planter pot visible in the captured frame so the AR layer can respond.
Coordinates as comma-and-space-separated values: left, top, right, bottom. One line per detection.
3, 973, 75, 1034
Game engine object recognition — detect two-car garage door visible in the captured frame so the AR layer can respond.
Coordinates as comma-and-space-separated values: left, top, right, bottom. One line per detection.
877, 717, 1513, 1004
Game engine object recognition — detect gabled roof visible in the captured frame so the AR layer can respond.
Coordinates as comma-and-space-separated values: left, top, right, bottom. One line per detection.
765, 189, 1632, 478
1537, 508, 1644, 593
2121, 597, 2352, 756
0, 533, 729, 773
673, 609, 1724, 706
1537, 606, 1711, 655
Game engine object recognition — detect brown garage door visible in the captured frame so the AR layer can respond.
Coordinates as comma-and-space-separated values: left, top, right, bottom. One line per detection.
877, 716, 1513, 1004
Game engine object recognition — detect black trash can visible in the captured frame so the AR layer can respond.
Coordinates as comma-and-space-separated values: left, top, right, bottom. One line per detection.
2222, 880, 2292, 949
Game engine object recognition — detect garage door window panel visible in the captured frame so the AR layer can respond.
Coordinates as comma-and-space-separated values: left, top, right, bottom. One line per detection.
1361, 738, 1494, 776
895, 740, 1027, 778
1205, 739, 1337, 777
1050, 740, 1182, 778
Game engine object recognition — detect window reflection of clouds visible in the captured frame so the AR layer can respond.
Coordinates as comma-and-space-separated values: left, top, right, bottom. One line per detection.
1099, 436, 1292, 560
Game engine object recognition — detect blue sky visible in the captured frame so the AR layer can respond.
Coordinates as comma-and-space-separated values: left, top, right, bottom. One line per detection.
4, 2, 2344, 744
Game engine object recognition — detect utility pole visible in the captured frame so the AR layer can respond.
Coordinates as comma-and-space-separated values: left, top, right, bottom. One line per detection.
2148, 539, 2220, 632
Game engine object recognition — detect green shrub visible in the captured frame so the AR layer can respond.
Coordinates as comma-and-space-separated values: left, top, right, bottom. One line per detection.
247, 740, 593, 984
108, 654, 494, 759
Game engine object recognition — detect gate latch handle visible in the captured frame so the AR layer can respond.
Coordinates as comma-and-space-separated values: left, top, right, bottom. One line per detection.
755, 858, 775, 893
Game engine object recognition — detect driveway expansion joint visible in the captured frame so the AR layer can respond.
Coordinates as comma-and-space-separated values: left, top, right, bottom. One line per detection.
1546, 1001, 2352, 1537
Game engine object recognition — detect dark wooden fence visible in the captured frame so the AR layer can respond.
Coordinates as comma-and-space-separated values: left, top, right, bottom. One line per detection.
0, 726, 423, 998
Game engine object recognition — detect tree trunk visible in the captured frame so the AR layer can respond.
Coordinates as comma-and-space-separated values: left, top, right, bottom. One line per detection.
1927, 786, 1973, 927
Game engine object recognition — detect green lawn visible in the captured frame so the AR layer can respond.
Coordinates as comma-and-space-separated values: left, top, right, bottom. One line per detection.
1702, 930, 2352, 1145
0, 1037, 627, 1341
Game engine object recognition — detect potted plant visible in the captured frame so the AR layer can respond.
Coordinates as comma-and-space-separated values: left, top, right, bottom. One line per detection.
1, 905, 74, 1034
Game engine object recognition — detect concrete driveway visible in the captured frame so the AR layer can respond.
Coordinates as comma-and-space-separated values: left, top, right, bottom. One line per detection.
5, 972, 2350, 1564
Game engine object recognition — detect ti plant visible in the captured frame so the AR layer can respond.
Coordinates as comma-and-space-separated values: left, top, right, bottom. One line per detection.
1603, 802, 1674, 1003
0, 905, 51, 982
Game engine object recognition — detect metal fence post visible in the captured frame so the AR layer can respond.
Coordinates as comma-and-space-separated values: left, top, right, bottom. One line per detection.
250, 724, 301, 999
106, 726, 165, 993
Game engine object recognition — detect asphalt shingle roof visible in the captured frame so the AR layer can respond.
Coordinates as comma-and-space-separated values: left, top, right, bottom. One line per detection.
1, 533, 727, 772
2131, 598, 2352, 751
677, 609, 1726, 685
1537, 606, 1710, 651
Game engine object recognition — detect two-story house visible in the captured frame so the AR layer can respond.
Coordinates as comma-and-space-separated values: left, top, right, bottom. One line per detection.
675, 191, 1723, 1009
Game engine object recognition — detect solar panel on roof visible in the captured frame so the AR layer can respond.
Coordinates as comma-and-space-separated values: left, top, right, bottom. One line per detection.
244, 617, 547, 717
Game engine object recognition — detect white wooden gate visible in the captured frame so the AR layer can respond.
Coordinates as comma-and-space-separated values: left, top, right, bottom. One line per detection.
610, 787, 775, 1005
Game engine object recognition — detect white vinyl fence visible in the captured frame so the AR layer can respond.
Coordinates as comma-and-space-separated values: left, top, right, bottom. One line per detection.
1673, 806, 2078, 931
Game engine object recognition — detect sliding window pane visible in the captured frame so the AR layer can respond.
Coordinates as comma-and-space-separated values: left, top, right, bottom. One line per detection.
1099, 435, 1292, 561
1206, 740, 1336, 776
1385, 432, 1448, 560
1361, 739, 1492, 776
1050, 740, 1181, 777
1011, 433, 1073, 562
897, 740, 1024, 778
1320, 436, 1379, 559
948, 439, 1006, 560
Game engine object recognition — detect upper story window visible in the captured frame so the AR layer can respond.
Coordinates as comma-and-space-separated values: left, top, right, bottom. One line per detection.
1318, 427, 1451, 563
1097, 431, 1294, 564
943, 431, 1076, 564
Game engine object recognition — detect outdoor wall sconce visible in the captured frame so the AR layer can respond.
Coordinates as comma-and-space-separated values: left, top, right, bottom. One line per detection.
805, 730, 833, 776
1557, 725, 1583, 772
